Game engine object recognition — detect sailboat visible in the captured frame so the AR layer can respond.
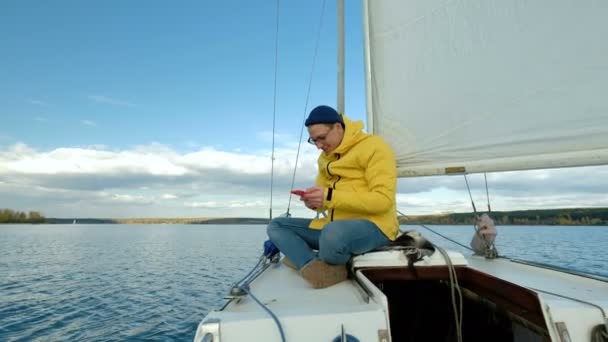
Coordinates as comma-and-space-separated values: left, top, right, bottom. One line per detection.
194, 1, 608, 341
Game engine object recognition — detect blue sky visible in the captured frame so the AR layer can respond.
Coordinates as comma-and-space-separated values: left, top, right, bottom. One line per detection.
2, 1, 363, 151
2, 0, 608, 219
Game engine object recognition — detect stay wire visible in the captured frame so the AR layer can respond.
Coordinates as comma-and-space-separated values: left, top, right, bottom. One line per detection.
484, 172, 492, 213
463, 174, 495, 253
234, 257, 266, 287
285, 0, 328, 216
463, 174, 477, 215
269, 0, 281, 220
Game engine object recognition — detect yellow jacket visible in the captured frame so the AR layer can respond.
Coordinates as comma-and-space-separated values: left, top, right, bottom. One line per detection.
309, 114, 399, 241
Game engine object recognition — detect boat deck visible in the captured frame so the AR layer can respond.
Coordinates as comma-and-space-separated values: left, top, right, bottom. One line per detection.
223, 262, 372, 315
200, 261, 390, 341
467, 255, 608, 340
468, 255, 608, 305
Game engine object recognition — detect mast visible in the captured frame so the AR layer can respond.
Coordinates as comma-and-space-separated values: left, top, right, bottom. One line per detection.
337, 0, 344, 114
362, 0, 373, 133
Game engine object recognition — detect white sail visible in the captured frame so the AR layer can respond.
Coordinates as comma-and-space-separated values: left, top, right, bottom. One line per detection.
363, 0, 608, 176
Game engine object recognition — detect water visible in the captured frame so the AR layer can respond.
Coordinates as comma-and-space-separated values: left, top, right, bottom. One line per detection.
1, 224, 606, 341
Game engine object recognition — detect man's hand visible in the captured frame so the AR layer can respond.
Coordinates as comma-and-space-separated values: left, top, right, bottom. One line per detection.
301, 185, 325, 210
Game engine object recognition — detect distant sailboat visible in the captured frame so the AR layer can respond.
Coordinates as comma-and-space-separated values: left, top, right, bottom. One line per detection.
73, 219, 76, 224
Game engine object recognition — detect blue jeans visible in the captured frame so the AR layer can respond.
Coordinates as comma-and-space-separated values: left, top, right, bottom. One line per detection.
266, 217, 390, 269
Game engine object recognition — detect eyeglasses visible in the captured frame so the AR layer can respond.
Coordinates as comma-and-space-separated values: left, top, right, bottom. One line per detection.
307, 125, 335, 145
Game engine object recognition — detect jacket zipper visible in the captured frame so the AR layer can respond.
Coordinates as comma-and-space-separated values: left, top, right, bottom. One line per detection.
327, 153, 341, 221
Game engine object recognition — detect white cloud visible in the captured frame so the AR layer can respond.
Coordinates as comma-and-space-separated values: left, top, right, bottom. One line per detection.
0, 144, 191, 176
108, 193, 153, 204
87, 95, 135, 107
81, 120, 97, 126
28, 99, 50, 107
1, 141, 607, 218
185, 201, 219, 208
0, 142, 318, 217
396, 166, 608, 214
34, 116, 48, 122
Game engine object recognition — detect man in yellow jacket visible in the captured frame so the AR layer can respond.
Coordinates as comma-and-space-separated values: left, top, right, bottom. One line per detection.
267, 105, 399, 289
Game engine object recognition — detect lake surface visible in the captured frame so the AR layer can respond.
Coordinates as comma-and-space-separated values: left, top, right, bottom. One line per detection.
1, 224, 606, 341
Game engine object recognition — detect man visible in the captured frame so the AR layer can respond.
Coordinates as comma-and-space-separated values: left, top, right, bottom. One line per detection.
267, 105, 399, 289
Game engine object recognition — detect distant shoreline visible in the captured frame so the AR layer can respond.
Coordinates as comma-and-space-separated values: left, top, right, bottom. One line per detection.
32, 207, 608, 226
44, 217, 272, 225
2, 207, 607, 225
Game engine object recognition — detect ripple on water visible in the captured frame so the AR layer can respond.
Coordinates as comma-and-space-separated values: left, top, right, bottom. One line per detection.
1, 224, 605, 341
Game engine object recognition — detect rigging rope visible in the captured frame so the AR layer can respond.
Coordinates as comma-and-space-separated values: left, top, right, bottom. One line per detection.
242, 285, 286, 342
398, 209, 475, 252
268, 0, 281, 220
398, 212, 463, 341
433, 244, 463, 342
285, 0, 328, 217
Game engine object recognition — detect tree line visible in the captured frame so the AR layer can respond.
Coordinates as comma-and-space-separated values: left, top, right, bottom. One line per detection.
399, 208, 608, 226
0, 209, 46, 223
3, 207, 607, 225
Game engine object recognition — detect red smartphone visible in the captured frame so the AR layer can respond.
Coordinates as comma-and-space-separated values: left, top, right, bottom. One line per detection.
290, 189, 307, 196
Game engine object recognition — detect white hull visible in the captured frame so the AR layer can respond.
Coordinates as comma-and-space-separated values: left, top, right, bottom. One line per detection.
195, 246, 607, 341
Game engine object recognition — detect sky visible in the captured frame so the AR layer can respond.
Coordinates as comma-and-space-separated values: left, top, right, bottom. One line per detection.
1, 0, 608, 219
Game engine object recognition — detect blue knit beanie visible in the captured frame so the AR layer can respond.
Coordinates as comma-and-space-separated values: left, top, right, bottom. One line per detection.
305, 105, 344, 127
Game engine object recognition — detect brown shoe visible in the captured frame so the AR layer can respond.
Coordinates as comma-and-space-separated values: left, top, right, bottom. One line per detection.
300, 259, 347, 289
282, 257, 297, 270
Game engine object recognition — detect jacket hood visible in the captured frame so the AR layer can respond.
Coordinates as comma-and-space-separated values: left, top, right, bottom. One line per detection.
331, 114, 366, 155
